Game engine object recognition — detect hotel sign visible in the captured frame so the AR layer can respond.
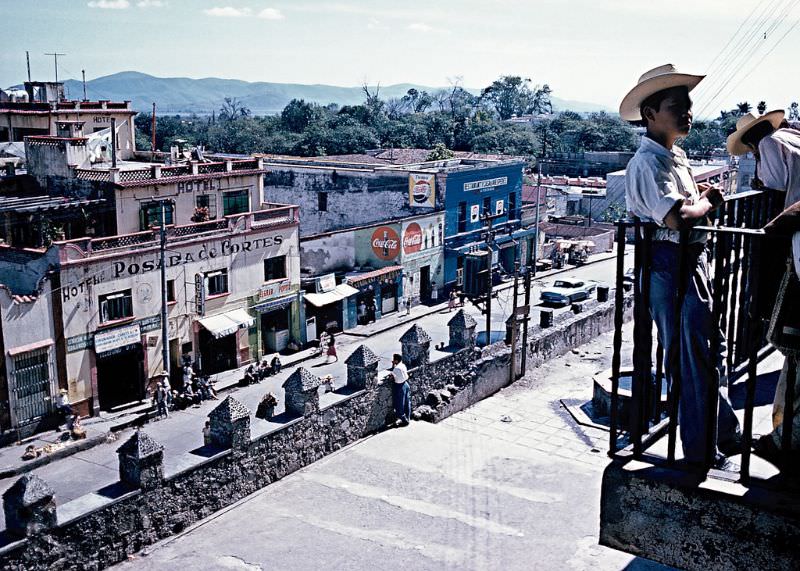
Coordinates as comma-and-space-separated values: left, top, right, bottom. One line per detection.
464, 177, 508, 192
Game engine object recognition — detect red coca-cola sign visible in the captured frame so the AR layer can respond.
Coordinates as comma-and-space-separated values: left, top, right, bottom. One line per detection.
403, 223, 423, 254
371, 226, 401, 260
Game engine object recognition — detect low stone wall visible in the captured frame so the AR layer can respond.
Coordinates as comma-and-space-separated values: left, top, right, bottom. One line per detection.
600, 459, 800, 571
0, 293, 631, 570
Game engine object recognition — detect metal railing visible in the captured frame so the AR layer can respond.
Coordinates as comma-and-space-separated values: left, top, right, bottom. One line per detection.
609, 188, 794, 483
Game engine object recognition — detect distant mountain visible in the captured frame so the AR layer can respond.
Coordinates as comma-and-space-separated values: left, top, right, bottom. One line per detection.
57, 71, 609, 115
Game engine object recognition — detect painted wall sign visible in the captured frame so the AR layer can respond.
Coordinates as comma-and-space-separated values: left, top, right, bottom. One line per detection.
403, 223, 423, 254
258, 279, 293, 301
66, 333, 93, 353
110, 235, 283, 278
409, 174, 436, 208
464, 176, 508, 192
470, 204, 481, 223
177, 179, 220, 193
371, 226, 401, 261
317, 274, 337, 293
94, 323, 141, 355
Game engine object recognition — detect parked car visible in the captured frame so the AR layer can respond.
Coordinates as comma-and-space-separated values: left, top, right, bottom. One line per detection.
540, 278, 597, 306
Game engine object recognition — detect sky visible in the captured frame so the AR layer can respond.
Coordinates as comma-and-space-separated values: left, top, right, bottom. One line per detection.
2, 0, 800, 118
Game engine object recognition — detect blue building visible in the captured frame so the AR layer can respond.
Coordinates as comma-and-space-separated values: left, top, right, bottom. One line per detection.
440, 160, 530, 290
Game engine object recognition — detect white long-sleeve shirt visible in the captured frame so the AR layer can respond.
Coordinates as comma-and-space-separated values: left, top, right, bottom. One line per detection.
390, 362, 409, 384
758, 128, 800, 278
625, 136, 706, 244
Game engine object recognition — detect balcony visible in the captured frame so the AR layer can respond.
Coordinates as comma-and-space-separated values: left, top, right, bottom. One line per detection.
599, 189, 800, 571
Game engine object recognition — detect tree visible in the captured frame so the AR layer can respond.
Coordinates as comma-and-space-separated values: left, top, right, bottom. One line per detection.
426, 143, 455, 161
281, 99, 321, 133
401, 88, 434, 113
480, 76, 552, 120
757, 101, 767, 116
736, 101, 752, 116
218, 97, 250, 121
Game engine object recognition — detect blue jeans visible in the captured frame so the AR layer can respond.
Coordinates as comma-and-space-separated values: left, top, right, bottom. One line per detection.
649, 242, 741, 463
392, 382, 411, 423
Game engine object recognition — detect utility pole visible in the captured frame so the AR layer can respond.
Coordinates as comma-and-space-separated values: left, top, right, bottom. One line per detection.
508, 249, 520, 382
25, 51, 31, 82
110, 118, 117, 168
81, 69, 87, 100
151, 102, 157, 153
531, 161, 543, 276
159, 201, 170, 375
44, 52, 65, 83
520, 240, 532, 376
480, 212, 504, 345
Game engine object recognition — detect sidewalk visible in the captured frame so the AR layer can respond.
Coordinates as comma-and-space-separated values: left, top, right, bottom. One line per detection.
0, 250, 619, 482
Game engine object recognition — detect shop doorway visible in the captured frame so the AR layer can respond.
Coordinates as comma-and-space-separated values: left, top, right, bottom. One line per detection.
420, 265, 431, 302
96, 345, 145, 410
199, 329, 237, 375
381, 282, 397, 314
261, 307, 291, 353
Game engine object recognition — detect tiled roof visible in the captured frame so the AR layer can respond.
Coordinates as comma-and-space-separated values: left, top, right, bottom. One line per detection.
346, 265, 403, 287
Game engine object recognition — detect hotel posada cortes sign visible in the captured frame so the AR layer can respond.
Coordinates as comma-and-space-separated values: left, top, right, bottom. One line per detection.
94, 323, 141, 355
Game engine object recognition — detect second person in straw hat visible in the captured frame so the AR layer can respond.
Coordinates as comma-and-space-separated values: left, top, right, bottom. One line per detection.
621, 64, 741, 470
727, 109, 800, 469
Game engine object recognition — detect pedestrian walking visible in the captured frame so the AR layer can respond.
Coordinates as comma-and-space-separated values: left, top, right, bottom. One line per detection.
358, 300, 367, 325
203, 421, 212, 446
621, 63, 741, 469
154, 372, 170, 419
388, 353, 411, 426
448, 290, 457, 312
325, 334, 338, 363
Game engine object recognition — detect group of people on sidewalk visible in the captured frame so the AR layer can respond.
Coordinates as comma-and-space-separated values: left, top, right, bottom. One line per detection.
622, 64, 799, 474
152, 363, 219, 419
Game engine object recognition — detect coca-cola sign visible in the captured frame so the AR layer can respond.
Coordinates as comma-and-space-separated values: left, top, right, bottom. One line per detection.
371, 226, 401, 260
403, 223, 423, 254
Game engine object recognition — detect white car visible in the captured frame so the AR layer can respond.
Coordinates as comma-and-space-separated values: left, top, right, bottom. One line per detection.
540, 278, 597, 306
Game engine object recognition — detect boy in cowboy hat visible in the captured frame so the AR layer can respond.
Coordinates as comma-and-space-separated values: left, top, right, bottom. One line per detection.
728, 110, 800, 468
621, 64, 741, 469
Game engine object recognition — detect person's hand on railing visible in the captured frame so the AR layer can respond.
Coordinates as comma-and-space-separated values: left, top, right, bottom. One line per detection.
698, 183, 725, 210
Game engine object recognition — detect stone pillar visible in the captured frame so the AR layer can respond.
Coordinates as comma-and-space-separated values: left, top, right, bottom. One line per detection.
345, 345, 381, 390
117, 430, 165, 490
282, 367, 323, 416
209, 396, 251, 451
447, 309, 477, 349
400, 324, 431, 368
2, 475, 57, 537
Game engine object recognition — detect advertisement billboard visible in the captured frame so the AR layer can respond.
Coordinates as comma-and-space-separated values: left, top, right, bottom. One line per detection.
409, 173, 436, 208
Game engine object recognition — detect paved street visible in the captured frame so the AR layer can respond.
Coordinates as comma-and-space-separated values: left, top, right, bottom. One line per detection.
0, 255, 625, 531
114, 326, 670, 571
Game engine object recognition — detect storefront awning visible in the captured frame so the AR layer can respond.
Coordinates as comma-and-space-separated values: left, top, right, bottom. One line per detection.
345, 265, 403, 287
304, 284, 359, 307
251, 293, 296, 314
198, 308, 255, 339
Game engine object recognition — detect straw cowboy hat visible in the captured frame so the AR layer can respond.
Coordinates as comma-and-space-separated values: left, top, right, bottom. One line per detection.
619, 64, 705, 122
726, 110, 785, 156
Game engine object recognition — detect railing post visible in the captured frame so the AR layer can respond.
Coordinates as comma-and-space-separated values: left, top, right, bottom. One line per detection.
609, 221, 627, 455
741, 234, 763, 482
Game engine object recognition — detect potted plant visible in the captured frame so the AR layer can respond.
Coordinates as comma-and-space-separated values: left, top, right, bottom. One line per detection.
256, 392, 278, 420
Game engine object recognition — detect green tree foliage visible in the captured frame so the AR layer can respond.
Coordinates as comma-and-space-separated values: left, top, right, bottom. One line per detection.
133, 75, 643, 160
480, 76, 552, 120
426, 143, 455, 161
789, 102, 799, 121
757, 101, 767, 116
